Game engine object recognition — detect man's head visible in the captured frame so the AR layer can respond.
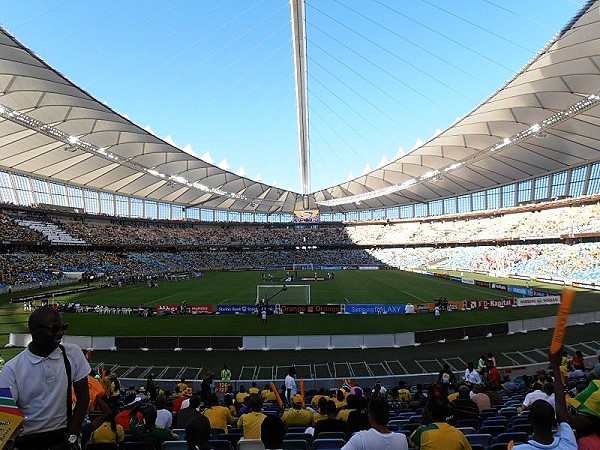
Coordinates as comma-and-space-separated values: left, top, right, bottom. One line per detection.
207, 393, 220, 407
324, 400, 336, 417
467, 362, 474, 370
473, 384, 484, 394
185, 415, 212, 447
292, 394, 303, 409
261, 415, 285, 449
188, 395, 201, 409
28, 307, 67, 355
458, 385, 471, 398
248, 393, 262, 412
543, 382, 555, 396
426, 396, 450, 422
528, 399, 555, 431
367, 397, 390, 427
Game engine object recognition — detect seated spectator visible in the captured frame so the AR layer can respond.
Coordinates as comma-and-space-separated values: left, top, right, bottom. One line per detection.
470, 384, 491, 411
129, 403, 178, 449
518, 382, 555, 414
464, 362, 482, 386
314, 400, 350, 440
262, 384, 277, 403
115, 392, 144, 431
409, 395, 471, 450
261, 415, 286, 450
341, 397, 407, 450
177, 395, 202, 429
237, 394, 266, 440
185, 415, 215, 450
155, 394, 173, 428
450, 385, 480, 426
513, 348, 576, 449
202, 393, 235, 434
337, 394, 358, 422
88, 410, 125, 446
281, 394, 314, 428
174, 387, 194, 412
347, 393, 370, 434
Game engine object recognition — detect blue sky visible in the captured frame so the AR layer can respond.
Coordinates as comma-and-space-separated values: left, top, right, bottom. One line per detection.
1, 0, 587, 194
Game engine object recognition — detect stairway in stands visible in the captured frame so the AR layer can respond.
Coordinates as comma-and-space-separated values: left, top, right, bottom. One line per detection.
16, 219, 88, 246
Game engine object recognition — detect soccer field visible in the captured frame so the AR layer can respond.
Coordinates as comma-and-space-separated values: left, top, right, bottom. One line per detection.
1, 269, 598, 342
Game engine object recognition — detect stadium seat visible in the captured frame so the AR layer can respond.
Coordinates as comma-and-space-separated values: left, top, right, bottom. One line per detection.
465, 433, 493, 447
456, 419, 479, 429
478, 425, 506, 437
209, 440, 234, 450
511, 423, 532, 434
495, 432, 528, 445
222, 433, 243, 447
86, 444, 119, 450
315, 432, 346, 441
457, 427, 476, 435
171, 429, 185, 440
313, 438, 346, 449
282, 439, 310, 450
286, 427, 308, 434
161, 442, 188, 450
237, 440, 266, 450
122, 442, 155, 450
284, 433, 312, 443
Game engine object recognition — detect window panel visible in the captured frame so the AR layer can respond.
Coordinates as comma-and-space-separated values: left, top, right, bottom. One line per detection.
518, 180, 532, 203
472, 191, 485, 211
13, 174, 33, 205
67, 186, 84, 209
486, 188, 500, 210
100, 192, 114, 215
502, 184, 516, 207
0, 172, 16, 204
84, 189, 99, 214
587, 162, 600, 194
130, 198, 143, 218
50, 183, 68, 207
31, 178, 50, 204
145, 201, 157, 220
551, 171, 567, 197
568, 165, 586, 197
443, 198, 456, 215
458, 194, 470, 213
534, 176, 549, 200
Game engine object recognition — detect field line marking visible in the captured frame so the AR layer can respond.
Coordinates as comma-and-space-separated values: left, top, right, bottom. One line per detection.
400, 290, 424, 302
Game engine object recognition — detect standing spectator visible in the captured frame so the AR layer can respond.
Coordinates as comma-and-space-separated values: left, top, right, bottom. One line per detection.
341, 397, 408, 450
200, 372, 214, 404
146, 373, 157, 401
0, 307, 90, 450
438, 364, 457, 393
486, 359, 501, 389
220, 364, 231, 382
285, 366, 298, 405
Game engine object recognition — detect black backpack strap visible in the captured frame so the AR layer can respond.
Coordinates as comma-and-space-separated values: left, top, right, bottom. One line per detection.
58, 344, 73, 428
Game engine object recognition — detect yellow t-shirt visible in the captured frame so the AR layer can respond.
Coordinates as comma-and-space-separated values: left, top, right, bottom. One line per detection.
262, 389, 277, 402
281, 408, 314, 427
203, 406, 235, 433
237, 412, 266, 439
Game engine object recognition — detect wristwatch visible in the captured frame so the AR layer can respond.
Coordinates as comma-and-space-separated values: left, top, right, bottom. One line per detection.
68, 434, 79, 445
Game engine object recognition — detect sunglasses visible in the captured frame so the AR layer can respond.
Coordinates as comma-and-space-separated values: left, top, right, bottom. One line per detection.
36, 323, 69, 333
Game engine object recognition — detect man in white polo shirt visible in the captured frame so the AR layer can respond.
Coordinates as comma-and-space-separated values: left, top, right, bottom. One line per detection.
0, 307, 90, 450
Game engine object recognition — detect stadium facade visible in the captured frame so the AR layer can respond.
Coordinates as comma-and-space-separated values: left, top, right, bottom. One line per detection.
0, 1, 598, 224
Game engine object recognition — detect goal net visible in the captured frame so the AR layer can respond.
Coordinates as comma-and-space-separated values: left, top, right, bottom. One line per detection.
256, 285, 311, 305
292, 263, 314, 271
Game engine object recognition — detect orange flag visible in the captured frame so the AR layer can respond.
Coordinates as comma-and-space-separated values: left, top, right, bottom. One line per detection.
550, 289, 575, 354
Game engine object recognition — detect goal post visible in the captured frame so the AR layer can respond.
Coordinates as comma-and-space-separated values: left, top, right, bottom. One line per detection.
256, 284, 311, 305
292, 263, 314, 271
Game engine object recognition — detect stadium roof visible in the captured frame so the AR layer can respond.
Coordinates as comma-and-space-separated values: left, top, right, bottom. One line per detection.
0, 1, 599, 215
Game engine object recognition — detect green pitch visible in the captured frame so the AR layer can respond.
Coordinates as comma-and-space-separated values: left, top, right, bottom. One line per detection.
1, 270, 598, 344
